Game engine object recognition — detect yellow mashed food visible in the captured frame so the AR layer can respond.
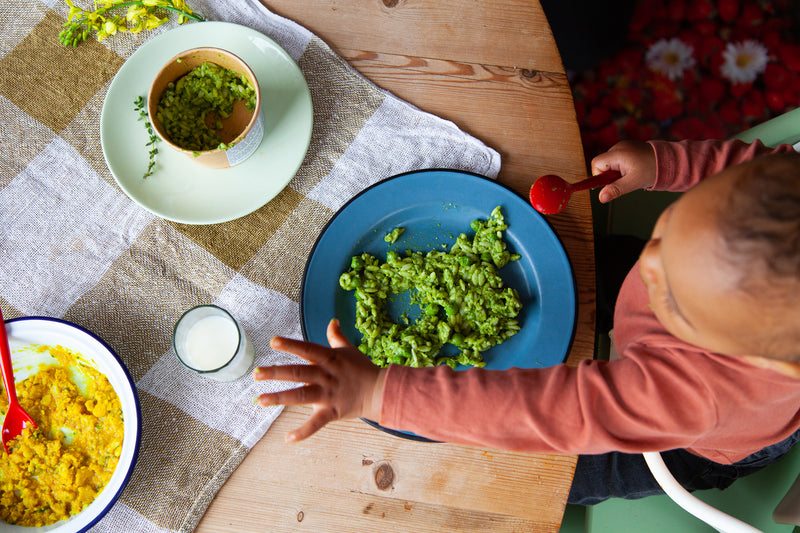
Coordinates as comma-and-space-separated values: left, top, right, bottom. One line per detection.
0, 345, 123, 527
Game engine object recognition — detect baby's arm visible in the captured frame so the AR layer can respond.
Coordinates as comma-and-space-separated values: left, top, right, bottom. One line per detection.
254, 319, 386, 443
591, 138, 794, 202
646, 138, 794, 191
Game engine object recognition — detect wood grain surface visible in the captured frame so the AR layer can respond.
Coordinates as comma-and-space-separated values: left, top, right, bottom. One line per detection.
197, 1, 594, 531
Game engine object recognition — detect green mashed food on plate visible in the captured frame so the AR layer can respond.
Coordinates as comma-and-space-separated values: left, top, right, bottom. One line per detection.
339, 206, 523, 369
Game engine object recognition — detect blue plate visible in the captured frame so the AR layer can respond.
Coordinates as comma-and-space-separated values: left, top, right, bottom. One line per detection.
300, 169, 576, 441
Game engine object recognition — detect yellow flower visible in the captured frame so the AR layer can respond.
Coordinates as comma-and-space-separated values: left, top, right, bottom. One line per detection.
67, 6, 83, 22
96, 18, 118, 40
125, 5, 149, 22
144, 13, 167, 30
59, 0, 203, 47
84, 10, 103, 25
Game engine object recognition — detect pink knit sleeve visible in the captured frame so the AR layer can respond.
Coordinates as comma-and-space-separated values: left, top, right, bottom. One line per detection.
648, 139, 795, 191
379, 348, 800, 462
379, 356, 719, 455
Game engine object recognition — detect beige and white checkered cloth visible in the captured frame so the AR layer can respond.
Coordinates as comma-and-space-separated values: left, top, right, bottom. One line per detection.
0, 1, 500, 531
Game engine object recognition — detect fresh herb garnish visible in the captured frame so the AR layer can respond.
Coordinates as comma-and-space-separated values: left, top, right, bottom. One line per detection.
59, 0, 204, 47
134, 96, 159, 179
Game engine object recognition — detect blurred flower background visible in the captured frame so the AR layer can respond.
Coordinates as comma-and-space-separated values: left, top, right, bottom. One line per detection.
568, 0, 800, 160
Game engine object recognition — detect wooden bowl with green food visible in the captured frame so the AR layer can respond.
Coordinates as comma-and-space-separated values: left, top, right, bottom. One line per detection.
147, 47, 263, 169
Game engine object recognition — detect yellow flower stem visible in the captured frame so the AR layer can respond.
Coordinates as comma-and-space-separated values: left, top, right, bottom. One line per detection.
95, 1, 204, 22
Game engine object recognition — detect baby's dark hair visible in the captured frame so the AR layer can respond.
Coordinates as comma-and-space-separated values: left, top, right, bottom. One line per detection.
720, 151, 800, 283
718, 151, 800, 359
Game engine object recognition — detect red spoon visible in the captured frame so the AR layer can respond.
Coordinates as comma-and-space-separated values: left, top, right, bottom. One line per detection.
529, 170, 622, 214
0, 308, 36, 453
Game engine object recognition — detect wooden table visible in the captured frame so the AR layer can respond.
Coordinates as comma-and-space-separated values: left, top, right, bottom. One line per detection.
197, 1, 594, 531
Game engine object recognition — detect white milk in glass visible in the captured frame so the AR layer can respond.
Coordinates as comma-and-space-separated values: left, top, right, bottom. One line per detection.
173, 305, 255, 382
184, 315, 238, 370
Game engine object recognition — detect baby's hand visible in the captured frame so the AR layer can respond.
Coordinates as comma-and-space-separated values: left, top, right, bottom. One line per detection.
591, 140, 657, 203
254, 319, 386, 443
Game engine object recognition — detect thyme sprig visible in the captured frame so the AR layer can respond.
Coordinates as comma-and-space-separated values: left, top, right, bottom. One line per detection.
59, 0, 203, 47
134, 96, 159, 179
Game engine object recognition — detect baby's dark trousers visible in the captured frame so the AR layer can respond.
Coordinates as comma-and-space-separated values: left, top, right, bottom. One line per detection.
568, 427, 800, 505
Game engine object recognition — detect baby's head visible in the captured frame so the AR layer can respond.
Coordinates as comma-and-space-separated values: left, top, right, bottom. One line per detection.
639, 151, 800, 362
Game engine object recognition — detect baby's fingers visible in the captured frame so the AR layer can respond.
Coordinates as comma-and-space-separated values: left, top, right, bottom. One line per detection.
253, 363, 329, 385
271, 335, 331, 365
326, 319, 353, 349
598, 182, 625, 203
285, 408, 337, 443
257, 384, 324, 407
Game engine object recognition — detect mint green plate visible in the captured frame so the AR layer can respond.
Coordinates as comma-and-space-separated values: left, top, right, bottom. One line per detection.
100, 22, 313, 225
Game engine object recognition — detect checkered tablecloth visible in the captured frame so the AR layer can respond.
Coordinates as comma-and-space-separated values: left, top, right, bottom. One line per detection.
0, 1, 500, 531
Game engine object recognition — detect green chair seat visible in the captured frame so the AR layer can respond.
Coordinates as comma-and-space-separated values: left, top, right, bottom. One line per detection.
581, 442, 800, 532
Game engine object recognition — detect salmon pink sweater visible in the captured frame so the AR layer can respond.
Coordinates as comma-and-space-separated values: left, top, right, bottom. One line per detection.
380, 140, 800, 463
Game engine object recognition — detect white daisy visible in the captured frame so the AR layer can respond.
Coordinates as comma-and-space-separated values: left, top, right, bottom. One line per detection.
720, 40, 769, 84
645, 38, 695, 81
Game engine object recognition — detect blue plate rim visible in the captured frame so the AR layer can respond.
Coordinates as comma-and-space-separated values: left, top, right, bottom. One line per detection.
299, 168, 578, 442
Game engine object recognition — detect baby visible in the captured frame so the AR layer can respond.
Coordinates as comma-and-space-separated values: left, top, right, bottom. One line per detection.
254, 139, 800, 503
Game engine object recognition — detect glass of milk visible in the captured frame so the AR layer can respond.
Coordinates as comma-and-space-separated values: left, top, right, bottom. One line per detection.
172, 305, 255, 382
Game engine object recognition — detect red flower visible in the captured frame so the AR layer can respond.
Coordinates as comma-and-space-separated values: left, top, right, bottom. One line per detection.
703, 115, 729, 139
764, 63, 790, 90
678, 29, 702, 53
630, 0, 667, 33
647, 75, 679, 95
757, 19, 787, 45
622, 117, 656, 141
671, 116, 707, 140
789, 74, 800, 102
651, 20, 682, 40
741, 90, 766, 119
609, 87, 644, 112
699, 78, 726, 102
730, 82, 753, 99
570, 0, 798, 163
693, 20, 718, 37
579, 80, 608, 105
679, 69, 698, 88
596, 123, 620, 148
615, 48, 645, 72
686, 90, 711, 114
697, 35, 725, 60
651, 93, 683, 122
587, 107, 613, 129
719, 100, 740, 125
717, 0, 739, 22
667, 0, 687, 21
764, 90, 786, 113
777, 44, 800, 72
762, 30, 782, 50
686, 0, 713, 20
737, 3, 764, 28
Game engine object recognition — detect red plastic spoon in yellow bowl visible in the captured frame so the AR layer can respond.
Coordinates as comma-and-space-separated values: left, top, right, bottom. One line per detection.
529, 170, 622, 214
0, 307, 37, 453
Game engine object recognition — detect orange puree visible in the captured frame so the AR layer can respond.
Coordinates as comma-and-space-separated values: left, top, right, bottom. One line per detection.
0, 345, 123, 527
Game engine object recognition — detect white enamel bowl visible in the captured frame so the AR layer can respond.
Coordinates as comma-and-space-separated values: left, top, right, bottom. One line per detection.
0, 317, 141, 532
